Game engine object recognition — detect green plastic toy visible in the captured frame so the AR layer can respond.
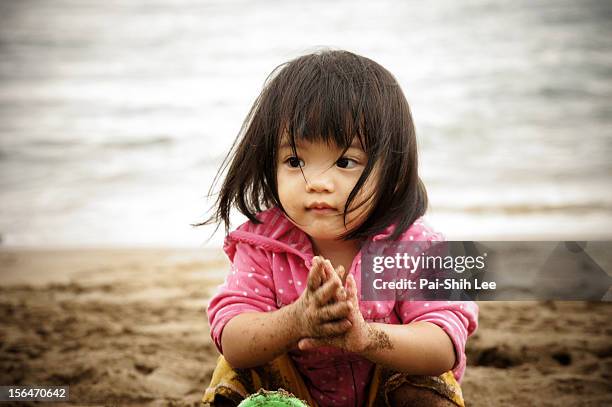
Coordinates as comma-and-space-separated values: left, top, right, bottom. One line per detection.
237, 389, 310, 407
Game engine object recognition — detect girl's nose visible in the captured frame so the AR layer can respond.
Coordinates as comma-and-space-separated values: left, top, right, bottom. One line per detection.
305, 171, 334, 193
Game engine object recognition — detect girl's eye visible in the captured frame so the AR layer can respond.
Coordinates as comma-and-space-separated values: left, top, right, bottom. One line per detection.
336, 157, 358, 169
287, 157, 305, 168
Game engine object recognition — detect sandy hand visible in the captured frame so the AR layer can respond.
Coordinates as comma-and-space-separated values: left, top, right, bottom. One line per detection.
289, 256, 353, 339
298, 267, 372, 353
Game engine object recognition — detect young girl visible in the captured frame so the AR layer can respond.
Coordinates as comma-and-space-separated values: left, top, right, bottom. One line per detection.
201, 50, 478, 407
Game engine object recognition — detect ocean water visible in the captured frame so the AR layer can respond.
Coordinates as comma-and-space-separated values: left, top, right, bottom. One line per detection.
1, 0, 611, 247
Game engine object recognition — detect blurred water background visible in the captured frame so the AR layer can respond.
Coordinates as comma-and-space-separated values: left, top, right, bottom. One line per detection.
0, 0, 611, 248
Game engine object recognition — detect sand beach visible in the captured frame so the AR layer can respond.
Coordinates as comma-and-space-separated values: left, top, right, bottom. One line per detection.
1, 248, 610, 406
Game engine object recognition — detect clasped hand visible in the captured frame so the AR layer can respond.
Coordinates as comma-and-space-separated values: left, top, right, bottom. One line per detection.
291, 256, 371, 353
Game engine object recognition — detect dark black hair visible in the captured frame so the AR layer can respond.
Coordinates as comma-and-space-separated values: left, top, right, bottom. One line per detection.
198, 49, 428, 241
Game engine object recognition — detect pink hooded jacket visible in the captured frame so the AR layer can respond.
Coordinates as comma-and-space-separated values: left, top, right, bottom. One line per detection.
206, 207, 478, 406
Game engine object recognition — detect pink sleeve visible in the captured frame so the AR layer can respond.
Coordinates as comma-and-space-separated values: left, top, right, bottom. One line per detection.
392, 224, 478, 379
206, 242, 277, 354
395, 300, 479, 380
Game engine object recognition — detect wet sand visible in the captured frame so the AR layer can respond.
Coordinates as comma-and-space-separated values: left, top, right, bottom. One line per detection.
0, 249, 610, 406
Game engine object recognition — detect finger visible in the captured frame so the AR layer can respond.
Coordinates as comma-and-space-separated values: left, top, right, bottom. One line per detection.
347, 273, 359, 306
298, 338, 312, 351
336, 285, 347, 302
317, 300, 353, 323
336, 265, 348, 287
307, 257, 323, 292
315, 257, 330, 288
346, 272, 354, 295
316, 319, 352, 336
298, 337, 326, 351
314, 276, 341, 305
322, 260, 346, 300
322, 259, 335, 281
319, 258, 333, 281
334, 265, 347, 301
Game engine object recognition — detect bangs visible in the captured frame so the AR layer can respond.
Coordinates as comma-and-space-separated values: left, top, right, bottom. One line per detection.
269, 52, 385, 153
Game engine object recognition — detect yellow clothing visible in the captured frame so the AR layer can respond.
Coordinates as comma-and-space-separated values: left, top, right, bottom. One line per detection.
202, 354, 464, 406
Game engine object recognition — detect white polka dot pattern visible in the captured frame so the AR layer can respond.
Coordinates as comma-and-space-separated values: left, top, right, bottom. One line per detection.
206, 206, 477, 404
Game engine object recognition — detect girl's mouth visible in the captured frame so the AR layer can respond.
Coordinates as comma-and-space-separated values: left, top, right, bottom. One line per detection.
306, 202, 337, 214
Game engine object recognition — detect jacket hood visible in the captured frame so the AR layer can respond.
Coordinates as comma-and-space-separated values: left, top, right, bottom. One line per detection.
223, 207, 443, 267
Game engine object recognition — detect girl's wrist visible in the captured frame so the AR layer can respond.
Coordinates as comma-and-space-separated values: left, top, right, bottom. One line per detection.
357, 322, 395, 358
280, 301, 305, 342
354, 322, 374, 354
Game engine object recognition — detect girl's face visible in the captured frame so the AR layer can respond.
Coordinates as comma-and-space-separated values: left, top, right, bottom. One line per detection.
276, 136, 377, 242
